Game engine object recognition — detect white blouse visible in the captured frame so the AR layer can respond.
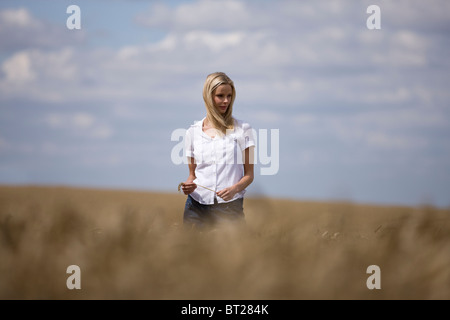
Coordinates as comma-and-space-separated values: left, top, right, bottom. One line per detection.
185, 117, 255, 204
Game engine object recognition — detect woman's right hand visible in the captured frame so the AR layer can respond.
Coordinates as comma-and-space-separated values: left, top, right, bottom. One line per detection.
181, 180, 197, 195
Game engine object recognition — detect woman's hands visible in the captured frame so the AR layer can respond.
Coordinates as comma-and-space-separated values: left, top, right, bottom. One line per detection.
179, 180, 240, 201
216, 186, 238, 202
180, 180, 197, 195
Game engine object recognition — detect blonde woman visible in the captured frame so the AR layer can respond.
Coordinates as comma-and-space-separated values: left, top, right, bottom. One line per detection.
181, 72, 255, 229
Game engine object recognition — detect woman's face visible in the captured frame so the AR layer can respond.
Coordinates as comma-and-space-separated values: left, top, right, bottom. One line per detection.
213, 84, 232, 114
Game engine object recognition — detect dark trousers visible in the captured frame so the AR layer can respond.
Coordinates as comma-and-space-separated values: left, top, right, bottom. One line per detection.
183, 195, 245, 229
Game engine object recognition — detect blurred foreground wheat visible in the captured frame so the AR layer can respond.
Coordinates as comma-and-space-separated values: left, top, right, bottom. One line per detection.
0, 185, 449, 299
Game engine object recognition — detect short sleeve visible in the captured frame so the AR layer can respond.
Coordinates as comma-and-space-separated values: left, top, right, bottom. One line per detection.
185, 126, 194, 158
240, 121, 255, 150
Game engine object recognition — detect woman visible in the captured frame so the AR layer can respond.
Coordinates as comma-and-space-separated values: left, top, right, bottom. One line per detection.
181, 72, 255, 229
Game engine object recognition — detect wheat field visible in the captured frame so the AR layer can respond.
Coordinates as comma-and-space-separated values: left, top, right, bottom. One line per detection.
0, 185, 449, 300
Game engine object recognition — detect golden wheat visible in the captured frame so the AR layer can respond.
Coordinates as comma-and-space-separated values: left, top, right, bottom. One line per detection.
0, 185, 449, 300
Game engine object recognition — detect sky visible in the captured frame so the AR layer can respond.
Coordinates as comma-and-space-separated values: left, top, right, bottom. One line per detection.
0, 0, 449, 208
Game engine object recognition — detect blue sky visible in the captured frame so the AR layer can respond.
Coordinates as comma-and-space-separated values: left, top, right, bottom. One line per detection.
1, 0, 449, 207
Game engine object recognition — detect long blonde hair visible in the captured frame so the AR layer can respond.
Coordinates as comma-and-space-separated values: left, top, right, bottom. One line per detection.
202, 72, 236, 135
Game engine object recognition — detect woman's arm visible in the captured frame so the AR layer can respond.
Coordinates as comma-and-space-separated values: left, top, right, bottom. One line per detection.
216, 146, 254, 201
182, 156, 197, 195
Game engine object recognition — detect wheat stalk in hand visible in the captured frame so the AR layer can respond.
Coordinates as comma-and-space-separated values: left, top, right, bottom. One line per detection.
178, 182, 216, 193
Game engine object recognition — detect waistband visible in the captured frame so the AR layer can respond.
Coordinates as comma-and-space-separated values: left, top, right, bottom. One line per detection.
189, 194, 243, 207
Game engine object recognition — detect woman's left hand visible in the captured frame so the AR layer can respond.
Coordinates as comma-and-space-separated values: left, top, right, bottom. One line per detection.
216, 186, 238, 201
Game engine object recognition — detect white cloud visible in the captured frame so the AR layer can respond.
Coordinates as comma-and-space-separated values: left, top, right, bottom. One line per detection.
46, 114, 64, 128
381, 0, 450, 33
363, 87, 412, 104
366, 132, 428, 149
73, 113, 95, 129
183, 30, 245, 52
91, 125, 113, 139
293, 114, 317, 125
288, 105, 447, 153
321, 108, 448, 150
0, 7, 85, 53
252, 110, 283, 125
1, 51, 36, 84
0, 7, 39, 28
370, 31, 429, 67
351, 108, 448, 130
44, 113, 113, 140
136, 0, 257, 31
0, 1, 442, 107
391, 31, 428, 51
